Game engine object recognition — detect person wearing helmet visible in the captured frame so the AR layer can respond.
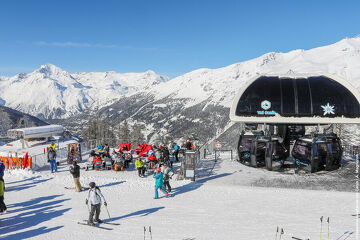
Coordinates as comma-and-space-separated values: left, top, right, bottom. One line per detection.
153, 167, 168, 199
69, 161, 82, 192
162, 164, 174, 192
85, 182, 107, 226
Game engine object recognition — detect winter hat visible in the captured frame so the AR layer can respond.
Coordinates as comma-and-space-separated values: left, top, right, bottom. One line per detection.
156, 167, 161, 172
89, 182, 96, 188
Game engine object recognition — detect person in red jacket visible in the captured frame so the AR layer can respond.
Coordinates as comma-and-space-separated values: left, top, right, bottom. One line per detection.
147, 154, 157, 169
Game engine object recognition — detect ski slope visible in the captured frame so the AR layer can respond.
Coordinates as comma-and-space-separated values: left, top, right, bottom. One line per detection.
1, 153, 358, 240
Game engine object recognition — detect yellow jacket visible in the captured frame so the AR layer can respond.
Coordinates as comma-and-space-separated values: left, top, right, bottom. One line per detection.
135, 159, 144, 168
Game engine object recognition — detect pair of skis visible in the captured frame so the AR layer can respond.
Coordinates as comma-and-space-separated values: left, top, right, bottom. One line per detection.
77, 220, 119, 230
320, 216, 330, 240
275, 226, 284, 240
144, 226, 152, 240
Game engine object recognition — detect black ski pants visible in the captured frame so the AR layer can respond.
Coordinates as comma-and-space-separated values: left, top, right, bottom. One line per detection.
89, 203, 101, 223
174, 151, 179, 162
137, 167, 145, 177
163, 180, 171, 192
0, 196, 6, 213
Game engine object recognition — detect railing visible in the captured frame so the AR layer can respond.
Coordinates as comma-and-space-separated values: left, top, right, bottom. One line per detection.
31, 147, 68, 170
342, 145, 360, 156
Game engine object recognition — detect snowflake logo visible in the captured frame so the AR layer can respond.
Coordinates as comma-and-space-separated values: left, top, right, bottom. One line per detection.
261, 100, 271, 110
321, 103, 335, 116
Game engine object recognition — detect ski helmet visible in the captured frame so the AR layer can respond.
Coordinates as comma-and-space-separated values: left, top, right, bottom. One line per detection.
156, 167, 161, 172
89, 182, 96, 188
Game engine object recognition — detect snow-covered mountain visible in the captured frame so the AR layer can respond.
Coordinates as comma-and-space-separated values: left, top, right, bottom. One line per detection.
2, 36, 360, 144
0, 64, 169, 119
89, 35, 360, 143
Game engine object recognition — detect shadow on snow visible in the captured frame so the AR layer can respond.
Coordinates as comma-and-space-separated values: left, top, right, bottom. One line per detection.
0, 194, 71, 239
5, 178, 52, 192
107, 207, 165, 222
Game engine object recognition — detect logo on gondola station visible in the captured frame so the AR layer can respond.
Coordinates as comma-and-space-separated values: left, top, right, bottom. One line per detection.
261, 100, 271, 110
258, 100, 276, 115
321, 103, 335, 116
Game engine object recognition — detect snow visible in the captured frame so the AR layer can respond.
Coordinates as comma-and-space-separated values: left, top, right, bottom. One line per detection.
1, 152, 358, 239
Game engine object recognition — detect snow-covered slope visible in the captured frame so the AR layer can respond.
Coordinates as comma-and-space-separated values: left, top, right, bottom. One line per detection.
2, 152, 357, 239
0, 64, 169, 119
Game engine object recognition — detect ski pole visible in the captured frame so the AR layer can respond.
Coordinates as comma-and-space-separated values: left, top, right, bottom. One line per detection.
327, 217, 329, 240
275, 226, 279, 240
105, 205, 112, 221
144, 226, 146, 240
149, 226, 152, 240
320, 216, 323, 240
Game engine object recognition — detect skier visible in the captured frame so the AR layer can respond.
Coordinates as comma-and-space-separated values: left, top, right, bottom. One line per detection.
173, 143, 180, 162
0, 174, 6, 214
153, 167, 168, 199
162, 164, 174, 192
47, 145, 57, 173
135, 157, 146, 177
85, 182, 107, 226
70, 161, 82, 192
0, 160, 5, 188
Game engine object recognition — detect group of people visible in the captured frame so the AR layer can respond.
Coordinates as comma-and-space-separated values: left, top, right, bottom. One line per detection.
56, 141, 186, 225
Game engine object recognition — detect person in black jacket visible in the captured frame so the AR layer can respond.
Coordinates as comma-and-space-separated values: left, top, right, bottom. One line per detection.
70, 161, 82, 192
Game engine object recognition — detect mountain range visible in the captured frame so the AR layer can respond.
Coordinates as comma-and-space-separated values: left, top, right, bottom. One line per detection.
1, 36, 360, 145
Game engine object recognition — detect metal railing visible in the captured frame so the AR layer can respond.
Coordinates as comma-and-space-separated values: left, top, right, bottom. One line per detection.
31, 147, 68, 170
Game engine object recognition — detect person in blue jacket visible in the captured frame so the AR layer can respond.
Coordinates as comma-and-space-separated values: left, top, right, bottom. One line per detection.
153, 167, 168, 199
173, 143, 180, 162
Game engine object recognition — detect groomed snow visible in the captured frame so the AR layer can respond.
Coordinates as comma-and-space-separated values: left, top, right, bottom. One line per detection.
1, 153, 358, 240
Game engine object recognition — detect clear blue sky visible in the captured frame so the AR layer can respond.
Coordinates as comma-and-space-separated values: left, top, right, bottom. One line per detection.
0, 0, 359, 78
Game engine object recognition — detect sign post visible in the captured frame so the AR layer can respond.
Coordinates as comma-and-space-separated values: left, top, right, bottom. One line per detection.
184, 151, 196, 181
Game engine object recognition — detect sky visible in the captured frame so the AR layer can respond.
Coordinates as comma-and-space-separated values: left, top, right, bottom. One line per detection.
0, 0, 359, 78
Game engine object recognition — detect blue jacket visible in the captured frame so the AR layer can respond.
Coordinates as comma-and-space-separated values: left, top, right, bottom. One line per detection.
153, 172, 164, 188
0, 161, 4, 177
174, 144, 179, 151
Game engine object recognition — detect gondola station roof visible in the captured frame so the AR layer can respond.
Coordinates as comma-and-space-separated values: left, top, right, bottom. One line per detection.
230, 74, 360, 124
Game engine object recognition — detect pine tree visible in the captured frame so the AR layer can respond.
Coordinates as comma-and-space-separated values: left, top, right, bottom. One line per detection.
0, 109, 12, 136
131, 123, 145, 145
118, 119, 131, 143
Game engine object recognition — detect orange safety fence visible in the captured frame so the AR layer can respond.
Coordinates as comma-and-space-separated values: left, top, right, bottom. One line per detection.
1, 156, 32, 169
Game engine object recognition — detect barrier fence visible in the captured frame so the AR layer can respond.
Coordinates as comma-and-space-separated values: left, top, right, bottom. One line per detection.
1, 146, 69, 171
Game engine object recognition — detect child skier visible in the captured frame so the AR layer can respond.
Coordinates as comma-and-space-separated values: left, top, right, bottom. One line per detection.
162, 164, 174, 192
85, 182, 107, 226
153, 167, 168, 199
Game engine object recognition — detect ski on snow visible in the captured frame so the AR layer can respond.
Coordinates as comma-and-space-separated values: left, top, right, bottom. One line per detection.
82, 220, 120, 226
77, 221, 113, 230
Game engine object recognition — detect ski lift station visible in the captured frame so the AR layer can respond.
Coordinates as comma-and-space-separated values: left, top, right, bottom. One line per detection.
0, 125, 78, 169
229, 74, 360, 172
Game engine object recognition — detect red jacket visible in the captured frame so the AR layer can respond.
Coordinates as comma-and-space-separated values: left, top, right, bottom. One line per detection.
148, 155, 157, 161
